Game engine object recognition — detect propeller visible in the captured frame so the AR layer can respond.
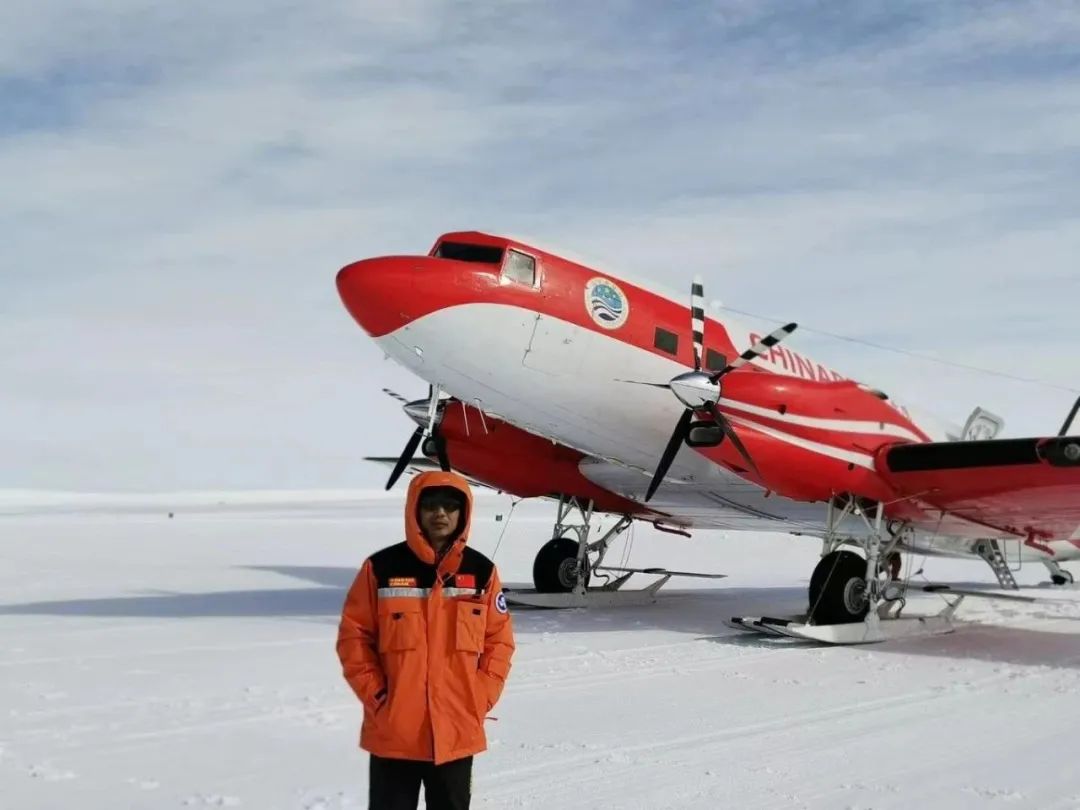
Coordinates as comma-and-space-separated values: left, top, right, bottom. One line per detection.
384, 385, 452, 490
708, 322, 798, 382
386, 426, 424, 490
638, 280, 797, 502
646, 408, 694, 501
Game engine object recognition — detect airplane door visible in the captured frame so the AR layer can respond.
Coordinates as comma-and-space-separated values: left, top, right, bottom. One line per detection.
522, 313, 591, 376
519, 258, 593, 375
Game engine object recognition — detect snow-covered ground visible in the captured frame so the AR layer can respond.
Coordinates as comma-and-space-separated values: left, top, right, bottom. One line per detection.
4, 491, 1080, 809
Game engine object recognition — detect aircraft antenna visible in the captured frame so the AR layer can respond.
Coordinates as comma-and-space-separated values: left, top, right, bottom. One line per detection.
714, 305, 1080, 395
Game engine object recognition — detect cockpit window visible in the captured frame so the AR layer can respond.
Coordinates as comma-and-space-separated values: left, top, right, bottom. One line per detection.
434, 241, 504, 264
503, 249, 536, 286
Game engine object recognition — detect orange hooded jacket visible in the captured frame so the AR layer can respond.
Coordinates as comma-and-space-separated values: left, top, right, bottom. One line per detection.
336, 471, 515, 764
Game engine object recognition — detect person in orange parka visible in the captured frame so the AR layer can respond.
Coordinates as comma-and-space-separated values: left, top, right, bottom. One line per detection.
337, 471, 515, 810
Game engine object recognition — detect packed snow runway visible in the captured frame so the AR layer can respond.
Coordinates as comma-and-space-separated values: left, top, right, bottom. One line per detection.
4, 492, 1080, 809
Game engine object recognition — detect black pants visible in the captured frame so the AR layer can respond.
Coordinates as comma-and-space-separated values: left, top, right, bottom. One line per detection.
369, 754, 472, 810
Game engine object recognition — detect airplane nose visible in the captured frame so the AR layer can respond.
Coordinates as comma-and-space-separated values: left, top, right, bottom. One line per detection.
336, 256, 427, 337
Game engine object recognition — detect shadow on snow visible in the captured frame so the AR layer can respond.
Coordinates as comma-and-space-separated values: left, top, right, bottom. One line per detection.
2, 565, 1079, 669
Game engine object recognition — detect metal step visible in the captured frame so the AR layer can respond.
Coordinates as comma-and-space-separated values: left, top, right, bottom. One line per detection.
973, 539, 1019, 590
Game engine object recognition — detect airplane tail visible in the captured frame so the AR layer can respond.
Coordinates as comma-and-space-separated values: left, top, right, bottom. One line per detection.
947, 395, 1080, 442
956, 406, 1005, 441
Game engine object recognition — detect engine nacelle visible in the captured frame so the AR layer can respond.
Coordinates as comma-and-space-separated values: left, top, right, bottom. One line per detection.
433, 400, 650, 516
698, 373, 917, 504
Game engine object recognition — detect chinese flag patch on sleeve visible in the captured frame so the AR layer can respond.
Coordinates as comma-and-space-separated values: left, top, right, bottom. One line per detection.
455, 574, 476, 589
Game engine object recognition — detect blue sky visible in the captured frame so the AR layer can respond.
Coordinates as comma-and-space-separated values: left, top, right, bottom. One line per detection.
3, 0, 1080, 490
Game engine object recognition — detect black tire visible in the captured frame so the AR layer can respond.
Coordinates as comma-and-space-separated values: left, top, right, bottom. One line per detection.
1052, 570, 1074, 586
532, 537, 590, 593
807, 550, 869, 625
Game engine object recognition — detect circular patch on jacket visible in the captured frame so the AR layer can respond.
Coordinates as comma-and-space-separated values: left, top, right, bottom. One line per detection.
584, 277, 629, 330
495, 592, 508, 614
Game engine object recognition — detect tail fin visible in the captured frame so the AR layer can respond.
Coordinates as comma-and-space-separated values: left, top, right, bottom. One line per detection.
960, 407, 1005, 441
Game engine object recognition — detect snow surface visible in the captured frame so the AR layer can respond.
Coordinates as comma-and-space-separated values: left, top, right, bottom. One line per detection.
4, 491, 1080, 809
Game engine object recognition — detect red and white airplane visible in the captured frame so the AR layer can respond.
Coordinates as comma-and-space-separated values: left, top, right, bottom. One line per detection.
336, 231, 1080, 642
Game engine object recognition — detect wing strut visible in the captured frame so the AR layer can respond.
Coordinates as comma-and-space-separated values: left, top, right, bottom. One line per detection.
1059, 395, 1080, 437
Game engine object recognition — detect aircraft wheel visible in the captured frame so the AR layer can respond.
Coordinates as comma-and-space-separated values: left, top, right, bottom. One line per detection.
1052, 569, 1074, 586
808, 550, 870, 625
533, 537, 590, 593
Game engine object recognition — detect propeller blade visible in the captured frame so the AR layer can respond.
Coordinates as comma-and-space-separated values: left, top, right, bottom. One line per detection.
645, 408, 693, 502
617, 379, 672, 389
708, 403, 760, 476
710, 322, 798, 382
691, 276, 705, 373
381, 387, 409, 404
432, 429, 452, 472
386, 427, 424, 490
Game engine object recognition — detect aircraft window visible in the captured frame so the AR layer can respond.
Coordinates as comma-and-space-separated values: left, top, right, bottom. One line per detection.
503, 250, 536, 286
705, 349, 727, 371
434, 241, 504, 264
654, 327, 678, 355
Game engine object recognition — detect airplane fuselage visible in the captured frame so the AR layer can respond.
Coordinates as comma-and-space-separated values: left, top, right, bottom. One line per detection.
337, 232, 1080, 565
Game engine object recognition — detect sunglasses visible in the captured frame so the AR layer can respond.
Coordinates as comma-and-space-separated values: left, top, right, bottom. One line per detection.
419, 497, 462, 512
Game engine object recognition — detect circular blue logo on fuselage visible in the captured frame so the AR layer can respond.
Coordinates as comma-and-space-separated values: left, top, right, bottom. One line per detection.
584, 278, 629, 329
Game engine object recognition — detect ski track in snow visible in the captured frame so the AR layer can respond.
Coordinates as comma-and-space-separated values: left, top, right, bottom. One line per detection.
4, 497, 1080, 808
481, 657, 1079, 808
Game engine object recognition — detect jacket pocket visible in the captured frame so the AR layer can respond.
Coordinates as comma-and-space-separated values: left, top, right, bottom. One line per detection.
455, 600, 487, 653
377, 604, 422, 653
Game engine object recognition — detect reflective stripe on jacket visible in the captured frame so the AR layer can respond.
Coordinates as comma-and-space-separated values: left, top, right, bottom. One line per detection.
336, 471, 515, 764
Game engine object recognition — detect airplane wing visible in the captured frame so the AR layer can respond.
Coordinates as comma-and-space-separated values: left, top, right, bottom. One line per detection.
367, 454, 831, 533
879, 436, 1080, 541
575, 457, 833, 534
